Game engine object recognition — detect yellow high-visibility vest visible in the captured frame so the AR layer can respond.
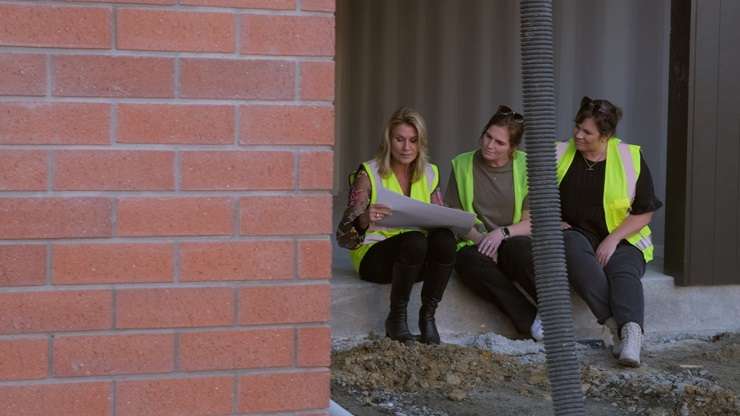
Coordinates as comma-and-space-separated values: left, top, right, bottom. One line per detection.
555, 138, 654, 262
349, 160, 439, 271
450, 150, 528, 251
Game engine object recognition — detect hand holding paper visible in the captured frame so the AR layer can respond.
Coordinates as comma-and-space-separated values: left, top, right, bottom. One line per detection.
374, 187, 476, 235
367, 204, 391, 223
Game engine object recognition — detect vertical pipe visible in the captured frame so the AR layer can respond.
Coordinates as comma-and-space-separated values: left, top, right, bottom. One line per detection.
519, 1, 586, 414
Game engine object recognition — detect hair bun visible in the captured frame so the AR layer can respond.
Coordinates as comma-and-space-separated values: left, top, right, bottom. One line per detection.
580, 96, 592, 109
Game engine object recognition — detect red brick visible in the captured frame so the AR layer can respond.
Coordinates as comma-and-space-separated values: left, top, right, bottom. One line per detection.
239, 371, 329, 413
240, 195, 331, 235
239, 284, 329, 324
180, 58, 293, 99
240, 105, 334, 145
0, 245, 46, 286
0, 4, 110, 49
302, 0, 335, 12
0, 150, 47, 191
301, 61, 334, 101
0, 338, 48, 380
73, 0, 175, 4
181, 151, 293, 191
117, 197, 232, 237
54, 334, 174, 376
0, 383, 110, 416
54, 150, 174, 191
179, 329, 292, 371
0, 290, 112, 334
0, 54, 46, 96
0, 198, 112, 240
181, 0, 294, 9
53, 55, 173, 98
117, 377, 231, 416
0, 102, 109, 145
53, 243, 173, 284
116, 288, 234, 329
180, 241, 293, 281
118, 9, 234, 53
117, 104, 233, 145
241, 15, 333, 56
299, 151, 333, 190
297, 326, 330, 367
298, 239, 331, 279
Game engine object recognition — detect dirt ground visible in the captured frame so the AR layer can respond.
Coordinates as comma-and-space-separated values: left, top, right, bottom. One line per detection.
331, 332, 740, 416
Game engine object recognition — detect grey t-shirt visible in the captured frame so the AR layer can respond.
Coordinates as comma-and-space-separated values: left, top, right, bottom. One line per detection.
445, 150, 526, 233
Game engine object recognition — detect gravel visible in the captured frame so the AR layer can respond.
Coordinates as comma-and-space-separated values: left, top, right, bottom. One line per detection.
332, 332, 740, 416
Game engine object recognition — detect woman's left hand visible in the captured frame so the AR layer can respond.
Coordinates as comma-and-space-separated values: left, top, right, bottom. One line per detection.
596, 235, 619, 267
478, 228, 506, 259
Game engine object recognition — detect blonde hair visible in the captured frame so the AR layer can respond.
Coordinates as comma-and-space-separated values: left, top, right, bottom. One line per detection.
375, 107, 429, 182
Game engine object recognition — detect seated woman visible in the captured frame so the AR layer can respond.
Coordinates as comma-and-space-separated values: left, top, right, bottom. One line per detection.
335, 107, 457, 345
445, 105, 543, 341
557, 97, 662, 367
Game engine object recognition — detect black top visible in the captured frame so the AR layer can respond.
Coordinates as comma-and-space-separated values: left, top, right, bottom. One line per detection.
559, 151, 663, 242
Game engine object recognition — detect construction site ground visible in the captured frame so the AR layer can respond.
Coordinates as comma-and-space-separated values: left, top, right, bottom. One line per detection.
331, 331, 740, 416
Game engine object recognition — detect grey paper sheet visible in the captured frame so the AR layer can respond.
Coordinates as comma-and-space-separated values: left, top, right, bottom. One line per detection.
374, 187, 476, 235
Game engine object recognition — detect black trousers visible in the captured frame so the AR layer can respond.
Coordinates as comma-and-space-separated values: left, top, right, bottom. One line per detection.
563, 229, 646, 329
359, 228, 457, 284
454, 236, 537, 334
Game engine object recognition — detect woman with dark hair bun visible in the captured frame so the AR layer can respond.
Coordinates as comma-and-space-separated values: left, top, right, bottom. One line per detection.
556, 97, 662, 367
446, 105, 543, 341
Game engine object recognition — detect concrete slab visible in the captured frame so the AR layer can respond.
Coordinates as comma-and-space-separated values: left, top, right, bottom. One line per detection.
642, 269, 740, 335
331, 247, 740, 340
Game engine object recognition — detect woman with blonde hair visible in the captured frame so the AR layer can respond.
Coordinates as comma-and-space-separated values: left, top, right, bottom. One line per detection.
336, 107, 456, 344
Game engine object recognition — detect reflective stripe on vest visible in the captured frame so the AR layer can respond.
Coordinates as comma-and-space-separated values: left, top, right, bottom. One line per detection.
450, 149, 528, 251
349, 160, 439, 271
555, 138, 654, 262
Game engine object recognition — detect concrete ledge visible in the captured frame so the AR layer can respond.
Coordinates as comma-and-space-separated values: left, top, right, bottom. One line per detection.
642, 269, 740, 335
331, 251, 740, 339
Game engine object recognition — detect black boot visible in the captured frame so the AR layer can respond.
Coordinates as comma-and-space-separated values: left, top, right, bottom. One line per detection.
385, 262, 421, 343
419, 261, 454, 344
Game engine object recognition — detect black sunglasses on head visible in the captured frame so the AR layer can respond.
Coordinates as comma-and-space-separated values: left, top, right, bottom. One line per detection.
581, 97, 612, 115
496, 105, 524, 123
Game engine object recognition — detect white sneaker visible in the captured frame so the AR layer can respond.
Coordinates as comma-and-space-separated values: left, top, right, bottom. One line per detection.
603, 317, 621, 357
618, 322, 642, 367
530, 314, 544, 341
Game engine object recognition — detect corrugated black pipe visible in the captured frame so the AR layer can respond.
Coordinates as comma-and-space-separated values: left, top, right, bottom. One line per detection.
519, 1, 586, 415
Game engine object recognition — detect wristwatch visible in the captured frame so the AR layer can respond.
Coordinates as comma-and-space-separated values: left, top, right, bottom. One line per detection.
501, 226, 511, 239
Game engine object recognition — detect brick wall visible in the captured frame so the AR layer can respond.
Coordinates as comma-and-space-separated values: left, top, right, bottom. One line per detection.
0, 1, 334, 415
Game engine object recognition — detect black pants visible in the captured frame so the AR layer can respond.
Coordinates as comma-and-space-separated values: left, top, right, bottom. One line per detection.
359, 229, 457, 284
563, 229, 646, 329
454, 236, 537, 334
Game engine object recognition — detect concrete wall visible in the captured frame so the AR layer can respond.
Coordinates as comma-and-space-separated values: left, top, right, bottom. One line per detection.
0, 1, 335, 414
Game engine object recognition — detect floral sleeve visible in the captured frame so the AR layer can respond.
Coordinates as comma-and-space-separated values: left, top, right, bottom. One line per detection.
336, 168, 446, 249
335, 168, 371, 250
431, 186, 444, 206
